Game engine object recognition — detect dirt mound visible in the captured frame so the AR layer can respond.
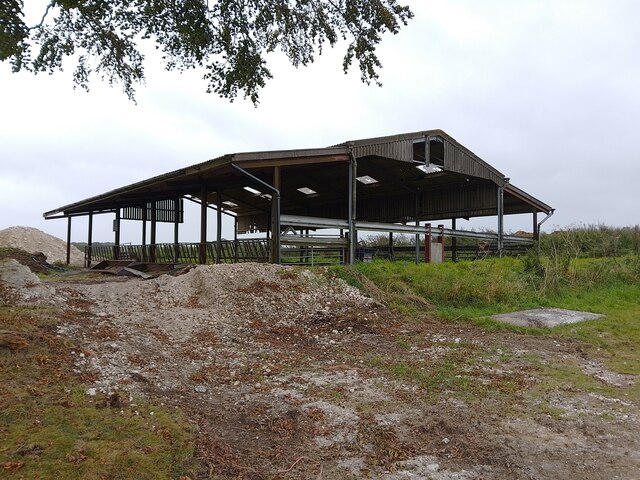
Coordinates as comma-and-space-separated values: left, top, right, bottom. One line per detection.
0, 247, 60, 274
0, 226, 84, 266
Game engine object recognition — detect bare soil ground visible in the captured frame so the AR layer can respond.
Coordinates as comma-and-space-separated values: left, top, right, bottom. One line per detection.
3, 263, 639, 479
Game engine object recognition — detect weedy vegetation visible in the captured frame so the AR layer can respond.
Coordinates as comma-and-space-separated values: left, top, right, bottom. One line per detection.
339, 225, 640, 400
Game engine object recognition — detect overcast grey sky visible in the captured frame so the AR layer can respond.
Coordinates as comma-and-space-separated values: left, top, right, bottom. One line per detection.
1, 0, 639, 244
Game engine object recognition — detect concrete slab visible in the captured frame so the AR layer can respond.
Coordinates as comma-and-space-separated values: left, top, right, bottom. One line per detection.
492, 308, 604, 328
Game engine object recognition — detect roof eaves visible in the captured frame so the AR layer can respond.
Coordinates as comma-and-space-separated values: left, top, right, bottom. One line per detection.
505, 183, 553, 214
43, 154, 233, 218
233, 146, 350, 162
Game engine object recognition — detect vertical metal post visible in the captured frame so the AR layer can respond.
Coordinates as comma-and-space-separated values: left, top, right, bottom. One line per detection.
174, 197, 180, 263
414, 193, 420, 264
216, 190, 222, 264
451, 218, 458, 262
272, 167, 281, 264
66, 216, 72, 265
199, 186, 208, 264
497, 186, 504, 257
114, 208, 121, 260
348, 156, 357, 265
151, 201, 157, 263
425, 135, 430, 164
438, 224, 445, 262
87, 211, 93, 268
532, 210, 539, 241
425, 223, 432, 263
141, 203, 147, 262
388, 232, 394, 261
234, 216, 239, 263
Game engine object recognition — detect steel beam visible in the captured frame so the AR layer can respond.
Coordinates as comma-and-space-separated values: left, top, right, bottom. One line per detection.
280, 214, 533, 244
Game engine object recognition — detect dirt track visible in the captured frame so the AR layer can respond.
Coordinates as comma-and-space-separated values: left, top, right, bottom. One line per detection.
4, 263, 640, 479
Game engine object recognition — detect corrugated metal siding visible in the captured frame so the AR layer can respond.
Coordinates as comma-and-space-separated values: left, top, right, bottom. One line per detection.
444, 141, 503, 184
356, 195, 416, 222
421, 183, 498, 219
350, 134, 505, 185
352, 139, 414, 163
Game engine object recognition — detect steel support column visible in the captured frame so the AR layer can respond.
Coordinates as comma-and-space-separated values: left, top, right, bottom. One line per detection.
348, 156, 357, 265
271, 167, 281, 264
150, 201, 157, 262
87, 211, 93, 268
497, 186, 504, 257
141, 203, 147, 262
174, 197, 180, 263
66, 216, 72, 265
234, 216, 239, 263
114, 208, 121, 260
216, 190, 222, 264
199, 186, 208, 264
451, 218, 458, 262
414, 193, 420, 264
532, 210, 539, 241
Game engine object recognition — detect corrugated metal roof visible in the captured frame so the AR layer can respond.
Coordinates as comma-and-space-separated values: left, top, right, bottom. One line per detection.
335, 129, 505, 184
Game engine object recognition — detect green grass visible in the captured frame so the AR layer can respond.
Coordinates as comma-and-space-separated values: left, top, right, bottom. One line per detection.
0, 305, 193, 479
342, 255, 640, 380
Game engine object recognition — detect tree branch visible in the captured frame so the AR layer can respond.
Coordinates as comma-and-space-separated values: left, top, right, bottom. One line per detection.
30, 0, 56, 30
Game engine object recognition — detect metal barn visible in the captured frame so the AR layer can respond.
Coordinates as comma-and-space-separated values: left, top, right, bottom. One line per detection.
44, 129, 553, 266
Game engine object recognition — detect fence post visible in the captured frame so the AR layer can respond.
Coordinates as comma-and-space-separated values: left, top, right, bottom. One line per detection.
424, 223, 432, 263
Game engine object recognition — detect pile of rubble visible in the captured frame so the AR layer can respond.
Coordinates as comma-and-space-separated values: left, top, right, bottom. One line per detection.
0, 226, 84, 266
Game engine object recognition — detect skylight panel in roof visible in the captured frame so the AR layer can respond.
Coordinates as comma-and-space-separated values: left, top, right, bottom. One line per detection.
297, 187, 317, 195
356, 175, 378, 184
222, 201, 238, 208
416, 164, 443, 174
243, 186, 261, 195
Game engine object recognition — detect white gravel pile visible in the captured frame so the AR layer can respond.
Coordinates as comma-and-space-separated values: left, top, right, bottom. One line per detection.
0, 226, 84, 265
